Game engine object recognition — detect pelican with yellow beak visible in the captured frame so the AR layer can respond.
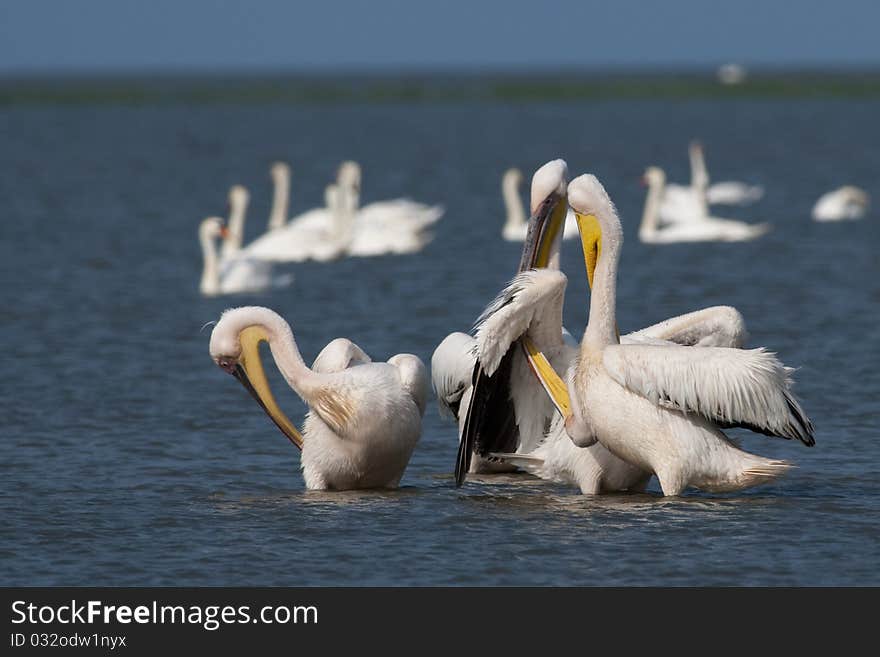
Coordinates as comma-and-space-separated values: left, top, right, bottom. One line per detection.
449, 161, 752, 492
209, 306, 427, 490
565, 174, 814, 496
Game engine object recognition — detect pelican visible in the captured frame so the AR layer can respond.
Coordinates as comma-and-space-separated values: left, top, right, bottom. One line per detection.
336, 161, 443, 255
564, 173, 814, 496
209, 306, 427, 490
812, 186, 870, 222
640, 167, 770, 243
501, 167, 578, 242
199, 218, 290, 296
444, 160, 748, 491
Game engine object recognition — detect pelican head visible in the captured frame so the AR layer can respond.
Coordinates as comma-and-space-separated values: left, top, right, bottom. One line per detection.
518, 159, 569, 272
569, 173, 621, 288
209, 306, 304, 449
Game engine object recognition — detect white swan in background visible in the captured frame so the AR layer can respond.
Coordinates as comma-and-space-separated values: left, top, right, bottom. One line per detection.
564, 173, 814, 496
220, 185, 250, 260
199, 217, 290, 297
209, 306, 427, 490
501, 167, 578, 241
238, 182, 350, 263
336, 161, 443, 255
812, 186, 870, 222
690, 141, 764, 206
266, 161, 339, 233
641, 167, 770, 243
442, 161, 748, 491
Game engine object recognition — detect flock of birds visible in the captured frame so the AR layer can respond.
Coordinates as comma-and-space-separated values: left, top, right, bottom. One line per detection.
199, 143, 869, 297
201, 143, 870, 495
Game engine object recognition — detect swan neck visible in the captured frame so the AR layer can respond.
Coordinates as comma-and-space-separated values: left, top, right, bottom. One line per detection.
268, 170, 290, 231
502, 175, 526, 230
222, 195, 246, 259
639, 178, 662, 239
199, 229, 219, 295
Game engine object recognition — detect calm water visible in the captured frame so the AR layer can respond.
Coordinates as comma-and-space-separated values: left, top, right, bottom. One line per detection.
1, 95, 878, 586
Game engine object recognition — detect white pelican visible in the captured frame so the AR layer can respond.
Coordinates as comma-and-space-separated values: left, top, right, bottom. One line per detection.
641, 167, 770, 243
336, 161, 443, 256
812, 186, 870, 222
564, 173, 814, 496
209, 306, 427, 490
689, 141, 764, 207
444, 161, 748, 491
501, 167, 578, 242
199, 218, 290, 297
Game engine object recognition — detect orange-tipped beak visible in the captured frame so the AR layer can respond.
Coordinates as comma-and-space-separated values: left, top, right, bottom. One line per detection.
219, 226, 230, 239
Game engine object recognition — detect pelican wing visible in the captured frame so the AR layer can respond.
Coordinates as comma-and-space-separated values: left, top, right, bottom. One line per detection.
431, 332, 477, 421
474, 269, 567, 375
602, 344, 815, 445
312, 338, 372, 373
626, 306, 748, 348
456, 270, 567, 485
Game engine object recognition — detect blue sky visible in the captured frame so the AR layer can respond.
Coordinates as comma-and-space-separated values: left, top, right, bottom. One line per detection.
1, 0, 878, 74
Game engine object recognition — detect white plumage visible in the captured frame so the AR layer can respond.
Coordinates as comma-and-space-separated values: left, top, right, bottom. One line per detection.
209, 306, 426, 490
566, 173, 814, 496
812, 186, 870, 222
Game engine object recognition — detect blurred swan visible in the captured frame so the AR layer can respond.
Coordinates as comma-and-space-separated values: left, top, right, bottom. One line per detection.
565, 174, 813, 496
266, 161, 337, 233
690, 141, 764, 206
235, 182, 350, 263
501, 167, 578, 241
336, 161, 443, 255
641, 166, 770, 243
198, 217, 291, 296
209, 306, 426, 490
812, 186, 870, 222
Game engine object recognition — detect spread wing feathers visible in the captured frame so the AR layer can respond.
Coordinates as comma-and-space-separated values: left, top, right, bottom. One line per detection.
473, 269, 568, 376
602, 344, 815, 445
431, 332, 477, 421
312, 338, 372, 373
626, 306, 748, 348
455, 352, 520, 486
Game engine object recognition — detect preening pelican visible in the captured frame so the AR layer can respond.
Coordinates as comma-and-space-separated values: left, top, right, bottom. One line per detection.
199, 217, 290, 297
336, 161, 443, 256
501, 167, 578, 242
641, 167, 770, 243
445, 161, 749, 491
209, 306, 427, 490
812, 186, 870, 222
564, 173, 814, 496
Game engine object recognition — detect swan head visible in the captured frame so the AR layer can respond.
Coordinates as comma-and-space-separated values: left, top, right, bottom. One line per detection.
228, 184, 250, 210
209, 306, 304, 449
568, 174, 621, 287
642, 166, 665, 188
502, 167, 523, 188
270, 161, 290, 180
199, 216, 229, 241
518, 159, 569, 272
337, 160, 362, 191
